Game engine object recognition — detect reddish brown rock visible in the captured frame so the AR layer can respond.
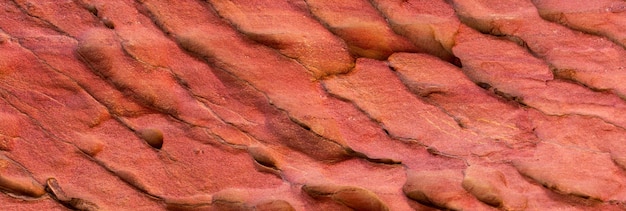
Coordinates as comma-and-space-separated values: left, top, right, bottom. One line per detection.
403, 169, 497, 210
529, 114, 626, 182
2, 0, 626, 210
304, 0, 418, 59
453, 25, 626, 130
449, 0, 626, 100
140, 0, 352, 147
255, 200, 296, 211
462, 164, 529, 210
389, 51, 626, 208
73, 133, 105, 157
285, 158, 415, 210
78, 0, 351, 162
46, 178, 100, 211
20, 4, 438, 211
513, 142, 626, 201
12, 0, 100, 36
76, 28, 217, 125
323, 58, 494, 156
136, 0, 451, 173
0, 155, 46, 198
369, 0, 461, 63
389, 52, 536, 148
3, 4, 434, 209
0, 1, 149, 119
303, 184, 389, 211
532, 0, 626, 48
206, 0, 354, 79
0, 193, 65, 211
0, 1, 288, 206
0, 97, 161, 210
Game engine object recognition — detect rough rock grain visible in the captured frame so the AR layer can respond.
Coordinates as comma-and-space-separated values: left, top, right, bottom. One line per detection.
450, 0, 626, 100
370, 0, 461, 63
304, 0, 419, 59
532, 0, 626, 48
206, 0, 354, 79
2, 0, 626, 210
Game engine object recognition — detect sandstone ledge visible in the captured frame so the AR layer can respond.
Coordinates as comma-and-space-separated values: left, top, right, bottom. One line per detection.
1, 0, 626, 210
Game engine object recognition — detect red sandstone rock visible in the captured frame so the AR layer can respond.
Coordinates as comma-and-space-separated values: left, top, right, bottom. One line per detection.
304, 0, 419, 59
389, 53, 537, 148
369, 0, 461, 63
462, 164, 529, 210
389, 51, 626, 208
0, 155, 46, 198
136, 0, 455, 174
323, 58, 495, 156
403, 169, 497, 210
303, 184, 389, 211
532, 0, 626, 48
81, 0, 352, 162
513, 142, 626, 201
206, 0, 354, 79
140, 0, 353, 147
0, 193, 64, 211
450, 0, 626, 100
453, 25, 626, 130
2, 0, 626, 210
530, 114, 626, 183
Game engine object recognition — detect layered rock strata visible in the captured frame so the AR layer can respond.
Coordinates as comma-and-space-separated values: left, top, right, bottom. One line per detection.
1, 0, 626, 210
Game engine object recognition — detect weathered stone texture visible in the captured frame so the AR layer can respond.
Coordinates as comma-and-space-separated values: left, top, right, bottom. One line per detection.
1, 0, 626, 210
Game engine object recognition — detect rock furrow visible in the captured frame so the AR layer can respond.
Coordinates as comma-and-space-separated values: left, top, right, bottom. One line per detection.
368, 0, 461, 64
0, 93, 162, 210
453, 25, 626, 132
450, 24, 626, 206
0, 31, 166, 207
3, 0, 626, 210
0, 154, 46, 198
10, 0, 77, 38
403, 169, 497, 210
449, 0, 626, 102
322, 58, 495, 157
136, 1, 477, 209
1, 2, 289, 205
204, 0, 355, 79
513, 142, 626, 202
4, 1, 438, 207
531, 0, 626, 49
89, 0, 359, 161
388, 52, 538, 150
303, 0, 419, 60
136, 0, 416, 163
139, 0, 349, 148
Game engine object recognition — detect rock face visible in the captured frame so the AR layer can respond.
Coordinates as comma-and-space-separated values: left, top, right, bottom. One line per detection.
1, 0, 626, 210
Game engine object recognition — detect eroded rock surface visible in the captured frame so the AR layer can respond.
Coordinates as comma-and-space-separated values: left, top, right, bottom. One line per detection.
532, 0, 626, 48
450, 0, 626, 100
1, 0, 626, 210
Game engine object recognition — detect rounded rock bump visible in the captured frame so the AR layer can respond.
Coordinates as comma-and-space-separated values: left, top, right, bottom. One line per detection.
76, 135, 105, 156
0, 176, 46, 198
0, 157, 46, 198
0, 137, 15, 151
76, 29, 118, 74
332, 187, 389, 211
254, 199, 296, 211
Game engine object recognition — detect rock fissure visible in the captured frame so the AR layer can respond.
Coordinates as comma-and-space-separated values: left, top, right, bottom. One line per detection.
4, 0, 626, 210
9, 0, 75, 39
0, 89, 164, 206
